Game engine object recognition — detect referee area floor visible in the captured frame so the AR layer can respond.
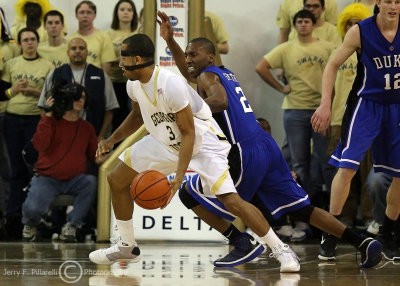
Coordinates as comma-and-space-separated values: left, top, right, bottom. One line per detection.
0, 240, 398, 285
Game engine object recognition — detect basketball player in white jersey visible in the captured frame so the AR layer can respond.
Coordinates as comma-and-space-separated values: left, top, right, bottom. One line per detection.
88, 34, 300, 272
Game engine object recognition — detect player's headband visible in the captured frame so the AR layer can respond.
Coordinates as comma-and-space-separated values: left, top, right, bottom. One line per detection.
120, 50, 154, 70
123, 60, 155, 71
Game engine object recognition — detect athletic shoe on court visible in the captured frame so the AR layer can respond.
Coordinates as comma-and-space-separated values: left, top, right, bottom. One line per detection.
275, 225, 306, 243
376, 233, 400, 261
213, 232, 266, 267
275, 225, 293, 242
293, 221, 313, 239
358, 237, 382, 268
366, 220, 381, 236
290, 228, 307, 242
59, 222, 77, 243
269, 244, 300, 272
318, 232, 337, 261
22, 225, 37, 242
89, 239, 141, 265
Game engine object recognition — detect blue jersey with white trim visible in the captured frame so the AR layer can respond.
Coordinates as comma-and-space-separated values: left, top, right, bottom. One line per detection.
202, 66, 261, 144
354, 16, 400, 103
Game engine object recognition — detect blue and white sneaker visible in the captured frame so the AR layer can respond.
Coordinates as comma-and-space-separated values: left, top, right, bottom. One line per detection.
359, 237, 382, 268
214, 232, 266, 267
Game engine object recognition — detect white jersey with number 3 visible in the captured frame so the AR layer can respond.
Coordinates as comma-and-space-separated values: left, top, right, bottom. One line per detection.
126, 66, 212, 155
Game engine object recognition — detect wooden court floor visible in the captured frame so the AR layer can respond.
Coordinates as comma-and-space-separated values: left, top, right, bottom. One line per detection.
0, 241, 399, 285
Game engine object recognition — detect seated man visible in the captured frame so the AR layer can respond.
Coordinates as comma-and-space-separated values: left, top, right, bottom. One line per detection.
21, 83, 102, 242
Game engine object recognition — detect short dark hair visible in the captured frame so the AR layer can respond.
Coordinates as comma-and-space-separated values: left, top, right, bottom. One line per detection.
293, 9, 316, 25
303, 0, 325, 8
75, 0, 96, 15
122, 33, 155, 59
17, 27, 40, 44
189, 37, 216, 55
44, 10, 64, 25
111, 0, 138, 32
257, 117, 271, 133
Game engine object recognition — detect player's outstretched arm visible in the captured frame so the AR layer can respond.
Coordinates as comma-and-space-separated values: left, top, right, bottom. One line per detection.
311, 24, 361, 133
197, 72, 228, 113
96, 101, 143, 158
156, 11, 196, 83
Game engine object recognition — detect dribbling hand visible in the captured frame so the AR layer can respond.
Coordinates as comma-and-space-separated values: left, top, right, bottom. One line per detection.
96, 138, 114, 159
160, 177, 181, 209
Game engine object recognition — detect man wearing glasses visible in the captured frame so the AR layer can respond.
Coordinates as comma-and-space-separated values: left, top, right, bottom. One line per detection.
288, 0, 341, 47
68, 1, 116, 74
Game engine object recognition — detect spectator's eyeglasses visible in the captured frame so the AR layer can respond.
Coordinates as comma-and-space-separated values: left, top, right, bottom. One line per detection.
77, 10, 95, 15
304, 4, 321, 9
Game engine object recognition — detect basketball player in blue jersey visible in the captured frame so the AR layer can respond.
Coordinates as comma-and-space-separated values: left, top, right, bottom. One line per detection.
157, 11, 382, 269
312, 0, 400, 261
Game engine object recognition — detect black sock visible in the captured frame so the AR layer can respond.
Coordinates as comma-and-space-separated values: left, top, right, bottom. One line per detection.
323, 215, 342, 237
380, 215, 396, 236
222, 224, 242, 241
341, 227, 363, 248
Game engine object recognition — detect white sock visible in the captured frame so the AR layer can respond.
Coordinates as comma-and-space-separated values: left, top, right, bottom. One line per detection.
116, 219, 135, 246
260, 228, 287, 253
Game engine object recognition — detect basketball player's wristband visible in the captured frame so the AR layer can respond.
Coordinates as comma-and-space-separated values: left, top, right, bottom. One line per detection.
6, 88, 15, 98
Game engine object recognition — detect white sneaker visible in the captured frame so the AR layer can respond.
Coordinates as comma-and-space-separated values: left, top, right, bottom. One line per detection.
294, 221, 312, 239
89, 239, 141, 265
59, 222, 77, 243
269, 244, 300, 272
22, 225, 37, 242
367, 220, 381, 236
275, 225, 295, 241
290, 229, 307, 242
275, 225, 306, 242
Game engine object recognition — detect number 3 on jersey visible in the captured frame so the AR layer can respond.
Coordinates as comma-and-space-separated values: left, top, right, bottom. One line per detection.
235, 87, 253, 113
166, 125, 175, 140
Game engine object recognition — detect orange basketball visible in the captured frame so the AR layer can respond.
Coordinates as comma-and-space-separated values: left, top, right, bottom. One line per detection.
130, 170, 171, 209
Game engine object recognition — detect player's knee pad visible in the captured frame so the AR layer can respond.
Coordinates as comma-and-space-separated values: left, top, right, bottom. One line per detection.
178, 182, 199, 209
289, 205, 315, 223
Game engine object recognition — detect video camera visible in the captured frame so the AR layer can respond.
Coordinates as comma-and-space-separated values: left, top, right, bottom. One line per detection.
48, 81, 87, 119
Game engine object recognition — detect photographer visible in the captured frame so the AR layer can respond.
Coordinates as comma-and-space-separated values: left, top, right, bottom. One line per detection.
37, 37, 119, 140
21, 83, 101, 242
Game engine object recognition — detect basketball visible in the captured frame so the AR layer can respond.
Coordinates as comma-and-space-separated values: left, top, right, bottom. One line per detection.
130, 170, 171, 209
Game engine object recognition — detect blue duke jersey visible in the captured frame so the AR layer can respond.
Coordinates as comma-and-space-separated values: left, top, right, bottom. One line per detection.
202, 66, 262, 144
330, 16, 400, 176
186, 66, 310, 218
353, 16, 400, 103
